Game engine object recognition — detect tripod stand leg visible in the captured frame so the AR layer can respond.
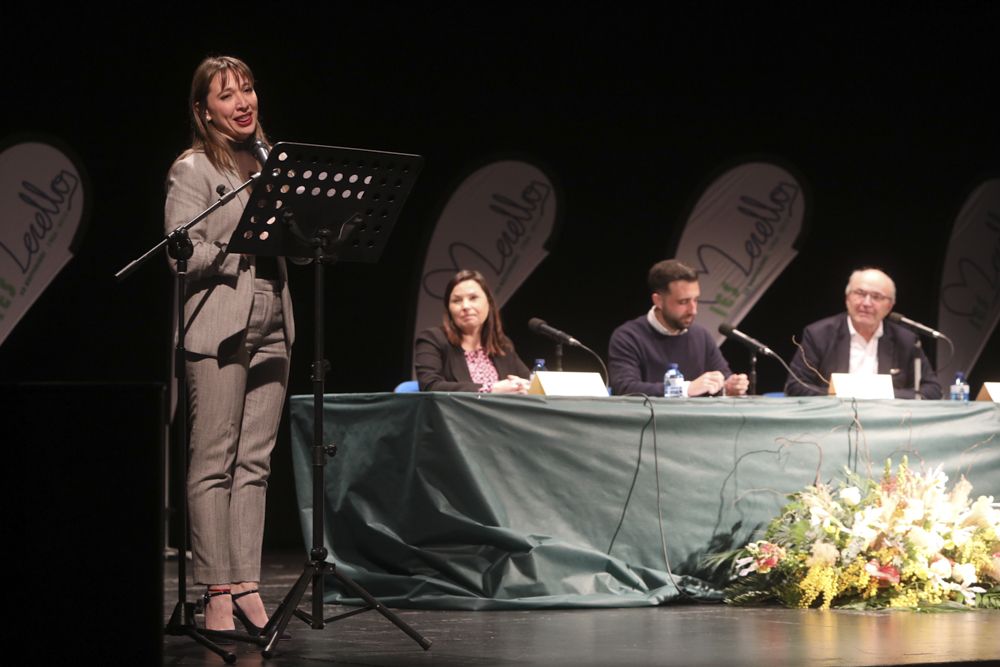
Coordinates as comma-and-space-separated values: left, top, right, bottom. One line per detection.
330, 569, 433, 650
165, 601, 238, 664
261, 562, 317, 656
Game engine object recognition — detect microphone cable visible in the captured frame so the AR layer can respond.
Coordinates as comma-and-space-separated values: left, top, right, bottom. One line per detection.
605, 393, 706, 602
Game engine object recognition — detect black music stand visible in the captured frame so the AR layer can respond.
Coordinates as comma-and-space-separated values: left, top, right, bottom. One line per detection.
229, 142, 432, 658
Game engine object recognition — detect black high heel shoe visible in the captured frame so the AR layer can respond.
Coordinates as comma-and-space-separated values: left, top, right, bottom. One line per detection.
200, 588, 238, 644
232, 589, 291, 639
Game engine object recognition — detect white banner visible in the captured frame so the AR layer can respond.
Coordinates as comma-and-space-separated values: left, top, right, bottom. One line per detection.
0, 139, 88, 346
675, 162, 806, 344
937, 178, 1000, 380
414, 160, 558, 349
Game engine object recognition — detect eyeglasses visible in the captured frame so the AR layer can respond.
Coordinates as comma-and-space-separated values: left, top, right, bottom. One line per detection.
848, 288, 892, 304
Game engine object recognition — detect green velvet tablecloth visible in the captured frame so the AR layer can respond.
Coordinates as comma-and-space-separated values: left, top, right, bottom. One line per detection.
288, 393, 1000, 609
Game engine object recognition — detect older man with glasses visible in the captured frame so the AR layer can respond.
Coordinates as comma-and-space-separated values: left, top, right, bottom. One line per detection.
784, 267, 942, 399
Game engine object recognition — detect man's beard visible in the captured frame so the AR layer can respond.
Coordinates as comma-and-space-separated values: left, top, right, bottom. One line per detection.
661, 311, 691, 332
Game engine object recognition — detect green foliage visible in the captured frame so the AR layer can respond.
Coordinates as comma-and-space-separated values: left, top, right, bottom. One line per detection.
975, 587, 1000, 610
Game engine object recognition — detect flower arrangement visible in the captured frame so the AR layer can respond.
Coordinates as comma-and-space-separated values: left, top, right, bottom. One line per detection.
723, 458, 1000, 609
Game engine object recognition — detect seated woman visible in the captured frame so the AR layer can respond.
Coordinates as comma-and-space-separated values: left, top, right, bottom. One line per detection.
415, 270, 531, 393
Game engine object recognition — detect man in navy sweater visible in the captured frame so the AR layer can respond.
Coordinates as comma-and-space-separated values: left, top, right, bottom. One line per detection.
608, 259, 749, 397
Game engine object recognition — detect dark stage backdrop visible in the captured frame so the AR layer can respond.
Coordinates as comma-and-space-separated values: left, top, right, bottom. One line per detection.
2, 6, 997, 549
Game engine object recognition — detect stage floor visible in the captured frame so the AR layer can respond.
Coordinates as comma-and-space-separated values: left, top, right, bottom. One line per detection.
163, 550, 1000, 666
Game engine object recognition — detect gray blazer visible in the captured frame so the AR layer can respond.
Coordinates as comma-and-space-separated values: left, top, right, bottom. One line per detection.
165, 151, 295, 356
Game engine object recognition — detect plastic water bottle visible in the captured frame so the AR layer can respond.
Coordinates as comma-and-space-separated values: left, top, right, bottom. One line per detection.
664, 363, 684, 398
949, 372, 970, 402
531, 359, 547, 380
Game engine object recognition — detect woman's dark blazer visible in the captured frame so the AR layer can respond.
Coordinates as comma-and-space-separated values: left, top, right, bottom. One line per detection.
414, 326, 530, 392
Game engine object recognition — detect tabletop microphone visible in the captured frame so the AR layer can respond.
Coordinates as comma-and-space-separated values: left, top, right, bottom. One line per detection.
528, 318, 582, 347
888, 312, 944, 339
251, 139, 270, 167
718, 323, 775, 357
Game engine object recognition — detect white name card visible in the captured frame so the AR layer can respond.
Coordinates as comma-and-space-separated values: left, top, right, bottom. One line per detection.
976, 382, 1000, 403
528, 371, 608, 397
829, 373, 895, 399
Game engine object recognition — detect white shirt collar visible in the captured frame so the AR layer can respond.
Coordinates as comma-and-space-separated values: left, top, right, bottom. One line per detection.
648, 306, 687, 336
846, 315, 884, 341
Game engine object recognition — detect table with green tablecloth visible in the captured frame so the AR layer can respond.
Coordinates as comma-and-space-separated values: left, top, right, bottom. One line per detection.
288, 393, 999, 609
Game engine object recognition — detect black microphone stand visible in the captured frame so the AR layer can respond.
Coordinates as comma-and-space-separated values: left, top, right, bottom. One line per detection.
719, 324, 812, 396
115, 178, 257, 282
116, 174, 266, 664
553, 342, 564, 371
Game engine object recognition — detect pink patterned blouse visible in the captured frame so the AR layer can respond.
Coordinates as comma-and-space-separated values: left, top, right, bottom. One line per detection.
464, 348, 499, 393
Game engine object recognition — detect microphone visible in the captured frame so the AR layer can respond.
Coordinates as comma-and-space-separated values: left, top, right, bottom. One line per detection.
718, 323, 775, 357
528, 318, 582, 347
887, 312, 944, 339
251, 139, 270, 167
527, 317, 609, 386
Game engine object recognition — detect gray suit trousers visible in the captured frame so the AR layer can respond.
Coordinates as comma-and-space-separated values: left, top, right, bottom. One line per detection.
186, 279, 290, 584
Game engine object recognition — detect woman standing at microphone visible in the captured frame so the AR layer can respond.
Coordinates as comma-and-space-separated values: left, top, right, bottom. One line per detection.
165, 55, 294, 634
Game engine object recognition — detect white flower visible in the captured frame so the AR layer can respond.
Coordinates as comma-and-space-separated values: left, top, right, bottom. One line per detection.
851, 506, 885, 549
808, 505, 826, 527
949, 477, 973, 513
949, 526, 973, 548
907, 526, 945, 555
735, 555, 756, 577
878, 495, 899, 524
961, 495, 999, 530
839, 486, 862, 506
929, 556, 952, 579
941, 579, 986, 606
900, 498, 925, 525
952, 562, 978, 586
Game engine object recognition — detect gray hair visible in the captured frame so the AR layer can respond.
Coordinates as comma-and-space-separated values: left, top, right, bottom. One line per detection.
845, 268, 897, 302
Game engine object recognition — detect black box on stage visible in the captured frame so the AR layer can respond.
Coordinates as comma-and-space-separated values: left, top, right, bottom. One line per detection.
1, 382, 164, 663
